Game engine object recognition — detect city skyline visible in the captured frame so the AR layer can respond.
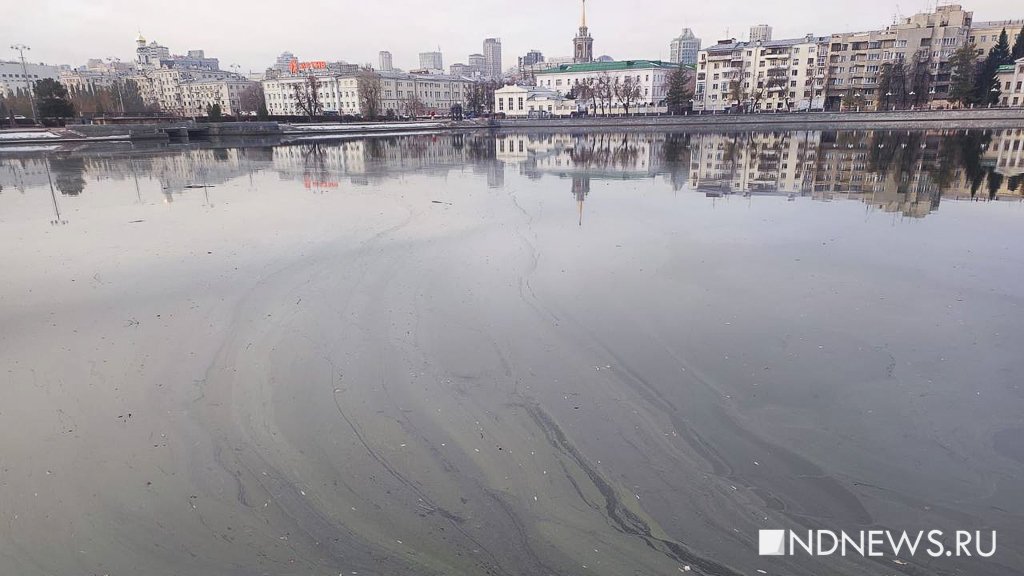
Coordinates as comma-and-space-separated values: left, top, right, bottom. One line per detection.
4, 0, 1020, 74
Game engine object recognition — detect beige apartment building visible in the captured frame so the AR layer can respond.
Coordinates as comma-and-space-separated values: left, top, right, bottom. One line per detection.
695, 35, 830, 112
824, 4, 973, 110
969, 20, 1024, 58
263, 71, 471, 117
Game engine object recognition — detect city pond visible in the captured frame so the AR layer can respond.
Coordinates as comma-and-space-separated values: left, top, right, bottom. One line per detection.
0, 128, 1022, 576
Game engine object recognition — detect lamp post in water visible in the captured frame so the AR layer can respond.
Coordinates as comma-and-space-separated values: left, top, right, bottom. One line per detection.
10, 44, 39, 125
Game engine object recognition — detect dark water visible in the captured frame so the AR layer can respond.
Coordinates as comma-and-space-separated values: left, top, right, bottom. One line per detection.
0, 129, 1022, 576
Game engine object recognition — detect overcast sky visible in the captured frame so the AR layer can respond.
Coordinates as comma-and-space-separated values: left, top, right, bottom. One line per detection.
3, 0, 1020, 73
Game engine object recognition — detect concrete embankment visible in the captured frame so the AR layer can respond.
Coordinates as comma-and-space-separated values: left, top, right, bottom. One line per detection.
494, 108, 1024, 131
2, 109, 1022, 147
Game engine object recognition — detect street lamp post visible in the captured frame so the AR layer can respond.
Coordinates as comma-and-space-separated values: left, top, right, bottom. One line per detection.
989, 86, 999, 108
886, 90, 894, 111
908, 91, 915, 110
10, 43, 39, 124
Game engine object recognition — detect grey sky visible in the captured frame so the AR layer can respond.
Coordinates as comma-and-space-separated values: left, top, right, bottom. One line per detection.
3, 0, 1021, 73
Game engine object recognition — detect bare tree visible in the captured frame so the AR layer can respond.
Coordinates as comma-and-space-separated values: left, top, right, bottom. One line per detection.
765, 66, 791, 110
291, 75, 323, 121
573, 79, 595, 114
402, 94, 424, 118
357, 68, 382, 119
594, 74, 613, 115
727, 79, 744, 110
239, 83, 265, 116
613, 76, 642, 115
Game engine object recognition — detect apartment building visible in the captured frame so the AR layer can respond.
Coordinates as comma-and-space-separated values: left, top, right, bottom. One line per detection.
969, 20, 1024, 58
180, 78, 253, 116
129, 68, 242, 115
263, 71, 471, 117
824, 4, 973, 109
694, 35, 829, 112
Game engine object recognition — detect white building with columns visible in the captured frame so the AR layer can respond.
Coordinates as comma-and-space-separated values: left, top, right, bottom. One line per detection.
493, 85, 578, 117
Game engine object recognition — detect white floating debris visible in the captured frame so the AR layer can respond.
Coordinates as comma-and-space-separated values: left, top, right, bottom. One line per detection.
757, 570, 767, 574
300, 490, 306, 496
396, 540, 403, 544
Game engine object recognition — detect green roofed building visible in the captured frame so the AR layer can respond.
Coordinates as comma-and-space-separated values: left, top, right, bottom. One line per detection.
534, 60, 694, 113
995, 57, 1024, 108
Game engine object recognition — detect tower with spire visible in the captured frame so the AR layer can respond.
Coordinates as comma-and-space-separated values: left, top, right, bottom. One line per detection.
573, 0, 594, 63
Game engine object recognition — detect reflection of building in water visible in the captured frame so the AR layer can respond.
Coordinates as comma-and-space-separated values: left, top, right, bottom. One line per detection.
0, 158, 54, 192
270, 134, 501, 187
495, 132, 666, 179
687, 129, 1019, 218
689, 131, 820, 194
986, 128, 1024, 190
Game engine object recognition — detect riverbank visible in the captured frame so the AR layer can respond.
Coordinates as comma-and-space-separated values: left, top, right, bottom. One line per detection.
1, 108, 1022, 146
494, 108, 1024, 131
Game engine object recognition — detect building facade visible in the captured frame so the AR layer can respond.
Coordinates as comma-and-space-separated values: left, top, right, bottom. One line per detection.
670, 28, 702, 66
535, 60, 680, 112
468, 53, 486, 76
493, 85, 578, 117
263, 70, 471, 117
419, 52, 444, 71
969, 20, 1024, 58
824, 4, 973, 109
379, 51, 393, 72
750, 25, 773, 43
483, 38, 502, 79
450, 63, 472, 77
0, 60, 60, 97
519, 50, 545, 68
695, 35, 830, 112
996, 57, 1024, 107
131, 68, 245, 115
180, 78, 254, 116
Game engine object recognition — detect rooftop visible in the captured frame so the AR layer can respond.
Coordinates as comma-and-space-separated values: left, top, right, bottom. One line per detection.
536, 60, 685, 74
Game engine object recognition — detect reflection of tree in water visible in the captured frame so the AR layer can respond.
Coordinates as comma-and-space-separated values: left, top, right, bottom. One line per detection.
867, 131, 925, 191
935, 130, 990, 198
568, 133, 641, 171
986, 170, 1004, 200
363, 137, 391, 162
465, 135, 496, 162
213, 148, 230, 162
660, 133, 691, 191
48, 155, 87, 196
299, 142, 331, 191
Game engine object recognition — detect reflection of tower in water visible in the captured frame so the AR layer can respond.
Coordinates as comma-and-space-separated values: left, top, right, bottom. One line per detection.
572, 175, 590, 226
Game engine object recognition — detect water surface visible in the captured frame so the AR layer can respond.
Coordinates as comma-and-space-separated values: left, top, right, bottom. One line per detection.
1, 129, 1023, 576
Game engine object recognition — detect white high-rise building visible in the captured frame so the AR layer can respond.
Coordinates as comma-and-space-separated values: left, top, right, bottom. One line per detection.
0, 60, 60, 97
419, 51, 443, 71
669, 28, 701, 66
750, 24, 773, 42
483, 38, 502, 79
379, 51, 393, 72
